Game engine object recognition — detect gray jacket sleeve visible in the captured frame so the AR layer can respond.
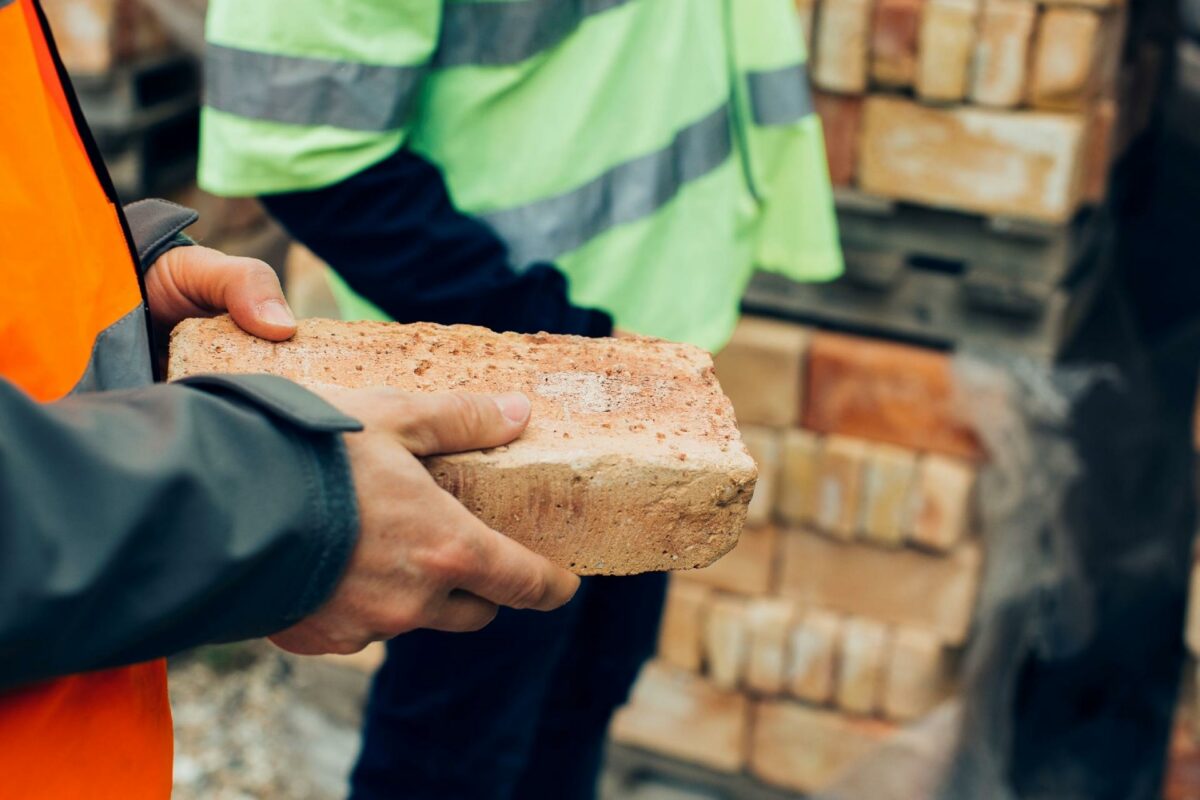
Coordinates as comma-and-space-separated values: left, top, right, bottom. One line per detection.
0, 374, 362, 690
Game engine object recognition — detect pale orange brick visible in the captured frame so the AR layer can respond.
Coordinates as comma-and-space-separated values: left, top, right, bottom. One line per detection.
705, 595, 750, 690
812, 0, 873, 93
814, 91, 864, 187
680, 524, 779, 596
836, 617, 889, 714
970, 0, 1038, 108
611, 662, 750, 773
657, 579, 712, 672
777, 429, 822, 526
813, 436, 868, 540
787, 609, 842, 704
916, 0, 981, 103
804, 331, 983, 461
1029, 8, 1104, 111
871, 0, 925, 88
882, 626, 952, 721
750, 701, 895, 793
860, 443, 918, 546
742, 427, 782, 527
909, 454, 976, 551
859, 95, 1088, 224
780, 528, 981, 644
714, 316, 810, 428
746, 599, 797, 695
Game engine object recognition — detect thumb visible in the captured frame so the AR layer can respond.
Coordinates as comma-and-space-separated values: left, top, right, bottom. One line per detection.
217, 255, 298, 342
386, 391, 532, 456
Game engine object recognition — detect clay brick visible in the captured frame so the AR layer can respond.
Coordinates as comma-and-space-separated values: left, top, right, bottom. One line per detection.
170, 318, 758, 576
836, 617, 889, 715
1083, 98, 1119, 204
705, 596, 750, 690
909, 454, 976, 551
611, 662, 750, 773
750, 701, 895, 793
741, 427, 782, 527
777, 429, 822, 526
713, 316, 810, 428
42, 0, 170, 75
657, 579, 712, 672
812, 436, 868, 540
1029, 8, 1104, 111
882, 626, 951, 721
916, 0, 981, 103
746, 599, 797, 695
859, 95, 1088, 224
970, 0, 1038, 108
804, 331, 983, 461
812, 0, 873, 94
871, 0, 924, 88
860, 443, 919, 546
788, 609, 842, 704
814, 91, 864, 187
779, 528, 981, 644
679, 524, 779, 596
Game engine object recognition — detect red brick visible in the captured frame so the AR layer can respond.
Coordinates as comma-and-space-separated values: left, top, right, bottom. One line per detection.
814, 91, 864, 188
871, 0, 924, 88
804, 331, 984, 461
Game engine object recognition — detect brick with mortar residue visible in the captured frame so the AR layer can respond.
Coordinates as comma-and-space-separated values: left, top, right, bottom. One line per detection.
746, 599, 797, 695
788, 609, 842, 704
836, 617, 889, 715
909, 454, 976, 551
705, 595, 751, 690
814, 436, 868, 540
860, 443, 919, 546
882, 625, 952, 721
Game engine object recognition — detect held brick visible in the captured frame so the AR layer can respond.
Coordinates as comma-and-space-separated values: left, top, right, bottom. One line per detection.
859, 95, 1089, 224
860, 443, 919, 546
1029, 8, 1104, 111
788, 609, 843, 704
746, 599, 797, 695
679, 524, 779, 596
780, 528, 981, 644
713, 316, 810, 428
812, 0, 874, 93
805, 331, 983, 461
705, 596, 750, 690
742, 427, 782, 527
909, 454, 976, 551
916, 0, 981, 103
657, 579, 712, 672
778, 429, 822, 526
871, 0, 925, 88
813, 436, 868, 540
750, 701, 895, 794
836, 617, 890, 715
882, 626, 951, 721
814, 91, 865, 187
970, 0, 1038, 108
611, 662, 750, 773
170, 318, 758, 576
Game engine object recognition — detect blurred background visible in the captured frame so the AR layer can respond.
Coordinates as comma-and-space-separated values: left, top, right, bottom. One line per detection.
44, 0, 1200, 797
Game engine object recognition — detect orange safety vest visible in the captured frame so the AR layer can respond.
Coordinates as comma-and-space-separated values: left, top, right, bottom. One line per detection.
0, 0, 174, 796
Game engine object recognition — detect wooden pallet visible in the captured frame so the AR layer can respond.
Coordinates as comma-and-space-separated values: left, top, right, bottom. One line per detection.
745, 193, 1114, 361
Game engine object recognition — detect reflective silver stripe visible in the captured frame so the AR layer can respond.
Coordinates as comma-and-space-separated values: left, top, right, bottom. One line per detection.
436, 0, 632, 68
204, 42, 422, 131
70, 306, 153, 395
748, 63, 814, 126
482, 102, 732, 267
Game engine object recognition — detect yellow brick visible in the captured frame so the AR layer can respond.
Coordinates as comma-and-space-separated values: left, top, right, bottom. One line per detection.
713, 317, 809, 428
970, 0, 1038, 108
1029, 7, 1104, 110
909, 454, 976, 551
745, 599, 796, 695
860, 443, 918, 546
836, 617, 890, 715
916, 0, 981, 102
777, 429, 822, 526
741, 427, 782, 528
657, 579, 711, 672
812, 0, 874, 93
788, 609, 842, 704
679, 524, 779, 596
705, 595, 750, 690
813, 436, 868, 540
882, 626, 952, 721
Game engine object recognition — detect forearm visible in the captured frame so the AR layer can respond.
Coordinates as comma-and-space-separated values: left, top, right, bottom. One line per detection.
261, 148, 613, 337
0, 375, 360, 689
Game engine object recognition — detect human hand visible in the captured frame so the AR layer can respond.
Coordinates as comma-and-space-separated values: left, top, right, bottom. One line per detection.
145, 245, 297, 342
270, 388, 581, 656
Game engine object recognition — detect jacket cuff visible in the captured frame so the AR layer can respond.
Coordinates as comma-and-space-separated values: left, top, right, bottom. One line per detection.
123, 198, 200, 272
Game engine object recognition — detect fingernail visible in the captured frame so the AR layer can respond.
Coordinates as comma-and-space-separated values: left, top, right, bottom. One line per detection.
257, 299, 296, 327
494, 393, 531, 424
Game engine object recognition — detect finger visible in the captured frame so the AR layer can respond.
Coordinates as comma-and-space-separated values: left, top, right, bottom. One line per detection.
458, 525, 581, 612
425, 591, 500, 633
217, 256, 298, 342
387, 391, 532, 456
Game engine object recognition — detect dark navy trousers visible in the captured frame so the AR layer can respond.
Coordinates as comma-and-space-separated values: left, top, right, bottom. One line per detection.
349, 572, 668, 800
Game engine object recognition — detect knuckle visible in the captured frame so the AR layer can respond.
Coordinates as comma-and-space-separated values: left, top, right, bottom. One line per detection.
445, 392, 485, 436
508, 570, 548, 610
421, 536, 480, 584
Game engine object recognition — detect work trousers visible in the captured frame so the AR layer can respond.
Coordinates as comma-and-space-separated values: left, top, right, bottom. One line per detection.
350, 572, 668, 800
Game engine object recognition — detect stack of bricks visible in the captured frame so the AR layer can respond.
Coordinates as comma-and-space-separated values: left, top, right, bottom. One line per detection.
610, 316, 985, 795
41, 0, 172, 77
801, 0, 1142, 224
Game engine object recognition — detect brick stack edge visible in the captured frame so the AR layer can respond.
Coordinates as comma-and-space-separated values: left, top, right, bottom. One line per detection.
803, 0, 1145, 223
610, 316, 984, 795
